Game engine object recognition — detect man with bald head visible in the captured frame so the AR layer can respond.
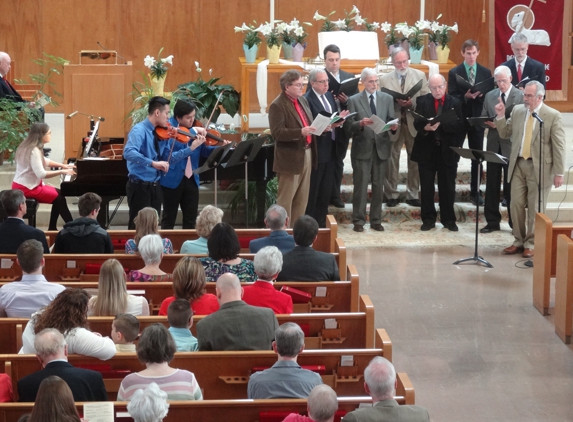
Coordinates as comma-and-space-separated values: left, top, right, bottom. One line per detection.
411, 74, 464, 232
0, 52, 43, 121
196, 273, 279, 351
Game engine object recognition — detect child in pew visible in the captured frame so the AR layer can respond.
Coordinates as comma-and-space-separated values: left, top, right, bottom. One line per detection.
111, 314, 140, 352
167, 299, 198, 351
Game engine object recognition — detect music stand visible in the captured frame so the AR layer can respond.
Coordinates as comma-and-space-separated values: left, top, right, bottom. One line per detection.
193, 142, 235, 207
221, 136, 270, 227
451, 147, 509, 268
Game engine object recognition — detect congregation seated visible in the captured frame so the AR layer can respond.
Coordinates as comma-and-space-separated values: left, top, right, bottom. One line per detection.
282, 384, 339, 422
117, 323, 203, 401
20, 288, 116, 360
0, 373, 13, 402
180, 205, 223, 254
200, 222, 256, 282
0, 189, 48, 253
248, 322, 322, 399
111, 314, 140, 352
249, 204, 295, 254
128, 234, 173, 282
242, 246, 294, 314
18, 328, 108, 402
168, 298, 198, 351
88, 258, 150, 316
196, 273, 278, 351
53, 192, 113, 254
125, 207, 173, 254
158, 256, 219, 316
127, 382, 170, 422
0, 239, 64, 317
341, 357, 430, 422
278, 216, 339, 282
23, 376, 86, 422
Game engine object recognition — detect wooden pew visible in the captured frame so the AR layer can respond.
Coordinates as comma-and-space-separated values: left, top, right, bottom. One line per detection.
0, 296, 388, 355
554, 235, 573, 344
2, 330, 392, 401
0, 381, 414, 422
533, 212, 573, 315
44, 215, 338, 253
0, 237, 347, 281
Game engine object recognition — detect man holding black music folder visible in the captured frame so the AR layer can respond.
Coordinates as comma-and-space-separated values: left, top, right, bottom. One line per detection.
380, 47, 429, 208
448, 40, 493, 206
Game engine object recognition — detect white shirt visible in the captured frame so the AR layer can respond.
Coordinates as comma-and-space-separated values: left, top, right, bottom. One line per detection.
13, 147, 49, 189
87, 294, 150, 316
519, 102, 542, 157
515, 56, 528, 72
0, 275, 65, 317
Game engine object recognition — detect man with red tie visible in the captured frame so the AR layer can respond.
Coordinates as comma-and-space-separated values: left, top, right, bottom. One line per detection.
501, 33, 546, 90
0, 52, 43, 121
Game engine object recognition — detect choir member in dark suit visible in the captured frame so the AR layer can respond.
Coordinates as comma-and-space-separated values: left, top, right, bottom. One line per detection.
501, 33, 546, 89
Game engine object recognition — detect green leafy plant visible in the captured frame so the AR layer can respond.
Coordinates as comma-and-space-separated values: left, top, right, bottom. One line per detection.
0, 98, 36, 161
144, 47, 173, 79
436, 23, 458, 50
260, 22, 282, 48
383, 26, 400, 47
15, 53, 68, 107
234, 21, 264, 49
227, 175, 278, 224
313, 10, 337, 32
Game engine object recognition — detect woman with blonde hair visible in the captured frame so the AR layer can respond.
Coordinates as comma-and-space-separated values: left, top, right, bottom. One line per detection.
158, 256, 219, 316
88, 259, 150, 316
12, 123, 75, 230
128, 234, 173, 282
27, 376, 84, 422
125, 207, 173, 254
180, 205, 224, 254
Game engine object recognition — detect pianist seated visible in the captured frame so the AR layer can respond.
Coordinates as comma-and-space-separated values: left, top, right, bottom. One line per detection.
125, 207, 173, 254
128, 234, 173, 282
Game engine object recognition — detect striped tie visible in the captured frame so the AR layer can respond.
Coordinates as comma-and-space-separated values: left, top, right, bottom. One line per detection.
469, 66, 475, 85
522, 113, 534, 160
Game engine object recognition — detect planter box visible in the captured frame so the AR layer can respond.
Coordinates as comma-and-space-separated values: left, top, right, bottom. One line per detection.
318, 31, 379, 60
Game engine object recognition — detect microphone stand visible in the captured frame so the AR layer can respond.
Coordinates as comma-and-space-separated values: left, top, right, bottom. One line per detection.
525, 112, 544, 268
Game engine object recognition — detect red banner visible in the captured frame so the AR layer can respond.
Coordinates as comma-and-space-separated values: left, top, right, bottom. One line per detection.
495, 0, 563, 91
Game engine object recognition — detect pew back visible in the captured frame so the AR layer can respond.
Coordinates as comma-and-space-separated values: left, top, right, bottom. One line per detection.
554, 234, 573, 344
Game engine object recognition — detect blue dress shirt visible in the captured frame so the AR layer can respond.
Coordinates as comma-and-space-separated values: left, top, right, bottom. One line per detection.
124, 118, 162, 182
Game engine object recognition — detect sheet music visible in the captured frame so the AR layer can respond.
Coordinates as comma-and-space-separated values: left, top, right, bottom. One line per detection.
83, 120, 101, 158
309, 113, 333, 136
369, 116, 399, 134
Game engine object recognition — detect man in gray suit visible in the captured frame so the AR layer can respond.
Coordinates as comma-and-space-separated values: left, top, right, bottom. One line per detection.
345, 68, 397, 232
196, 273, 279, 351
341, 356, 430, 422
480, 65, 524, 233
380, 47, 429, 208
495, 81, 565, 258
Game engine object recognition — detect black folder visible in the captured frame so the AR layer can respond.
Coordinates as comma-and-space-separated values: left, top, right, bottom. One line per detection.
380, 80, 424, 101
409, 108, 459, 125
455, 74, 495, 95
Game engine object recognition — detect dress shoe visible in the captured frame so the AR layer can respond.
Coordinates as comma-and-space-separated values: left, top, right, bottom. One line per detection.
480, 224, 500, 233
371, 223, 385, 232
387, 198, 400, 207
522, 248, 534, 258
405, 199, 422, 207
421, 222, 435, 231
503, 245, 524, 255
330, 198, 345, 208
470, 195, 484, 206
501, 199, 508, 207
353, 224, 364, 233
443, 221, 459, 232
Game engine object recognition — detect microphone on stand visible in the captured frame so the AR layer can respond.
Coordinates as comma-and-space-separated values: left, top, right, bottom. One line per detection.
97, 41, 128, 64
66, 111, 78, 119
532, 112, 543, 123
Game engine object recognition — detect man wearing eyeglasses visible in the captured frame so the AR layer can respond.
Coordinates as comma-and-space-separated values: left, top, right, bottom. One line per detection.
501, 33, 546, 90
495, 81, 565, 258
411, 74, 464, 232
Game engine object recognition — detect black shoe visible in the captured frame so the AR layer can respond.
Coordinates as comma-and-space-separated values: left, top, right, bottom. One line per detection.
387, 198, 400, 207
480, 224, 500, 233
371, 223, 385, 232
421, 222, 435, 231
330, 198, 345, 208
353, 224, 364, 232
470, 196, 484, 206
405, 199, 422, 207
501, 199, 508, 207
443, 221, 459, 231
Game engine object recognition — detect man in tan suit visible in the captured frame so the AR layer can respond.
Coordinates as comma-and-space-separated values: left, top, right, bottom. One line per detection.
380, 47, 429, 208
495, 81, 565, 258
269, 70, 318, 226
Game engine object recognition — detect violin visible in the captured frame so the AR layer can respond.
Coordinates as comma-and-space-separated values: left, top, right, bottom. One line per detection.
153, 125, 196, 144
192, 119, 226, 146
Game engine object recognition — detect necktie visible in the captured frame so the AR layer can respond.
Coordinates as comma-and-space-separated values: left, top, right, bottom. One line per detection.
185, 156, 193, 178
400, 75, 406, 93
435, 98, 443, 114
469, 66, 475, 85
501, 93, 506, 105
320, 95, 331, 113
369, 94, 377, 115
522, 113, 534, 160
517, 64, 523, 82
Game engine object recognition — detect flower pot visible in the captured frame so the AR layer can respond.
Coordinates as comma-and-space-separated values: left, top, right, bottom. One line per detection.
267, 45, 281, 64
148, 73, 166, 96
428, 42, 438, 60
243, 44, 258, 63
401, 40, 410, 57
282, 42, 294, 60
409, 46, 424, 64
437, 45, 450, 64
292, 43, 306, 62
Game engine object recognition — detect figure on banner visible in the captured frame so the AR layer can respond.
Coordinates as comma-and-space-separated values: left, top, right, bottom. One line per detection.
508, 8, 550, 46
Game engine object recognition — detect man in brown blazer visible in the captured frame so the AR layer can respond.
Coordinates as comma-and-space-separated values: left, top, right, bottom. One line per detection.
269, 70, 318, 226
495, 81, 565, 258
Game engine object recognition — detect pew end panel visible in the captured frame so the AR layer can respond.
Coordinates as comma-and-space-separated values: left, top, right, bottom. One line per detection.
554, 234, 573, 344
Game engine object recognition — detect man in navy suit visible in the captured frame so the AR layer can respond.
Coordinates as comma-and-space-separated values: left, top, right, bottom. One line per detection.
18, 328, 108, 402
448, 40, 492, 206
501, 33, 546, 89
0, 190, 48, 254
249, 205, 295, 254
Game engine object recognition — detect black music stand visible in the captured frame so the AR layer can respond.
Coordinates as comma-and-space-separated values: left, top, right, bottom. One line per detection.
221, 136, 270, 227
451, 147, 509, 268
193, 142, 235, 207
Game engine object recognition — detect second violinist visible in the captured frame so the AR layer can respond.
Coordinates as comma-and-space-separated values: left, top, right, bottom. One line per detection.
160, 100, 222, 229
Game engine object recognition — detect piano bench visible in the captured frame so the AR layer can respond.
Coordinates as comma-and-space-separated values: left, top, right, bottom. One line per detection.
0, 191, 39, 227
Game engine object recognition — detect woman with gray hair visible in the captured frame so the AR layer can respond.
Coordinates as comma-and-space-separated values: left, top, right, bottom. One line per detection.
127, 382, 170, 422
128, 234, 173, 282
181, 205, 224, 254
242, 246, 293, 314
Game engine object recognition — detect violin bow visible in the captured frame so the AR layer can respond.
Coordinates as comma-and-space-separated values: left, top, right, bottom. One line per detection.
204, 90, 226, 129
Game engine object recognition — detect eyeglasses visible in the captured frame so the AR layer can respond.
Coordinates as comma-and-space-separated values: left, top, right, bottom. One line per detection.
523, 94, 539, 98
290, 83, 304, 88
314, 80, 329, 84
429, 85, 445, 91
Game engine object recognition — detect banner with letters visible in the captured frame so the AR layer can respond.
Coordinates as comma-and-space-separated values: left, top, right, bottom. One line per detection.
495, 0, 563, 90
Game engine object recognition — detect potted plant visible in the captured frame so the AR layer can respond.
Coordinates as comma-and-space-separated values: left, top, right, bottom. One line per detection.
408, 21, 431, 64
227, 175, 278, 225
144, 47, 173, 96
313, 10, 337, 32
291, 20, 312, 62
15, 53, 68, 109
235, 21, 263, 63
435, 22, 458, 63
278, 21, 296, 60
0, 98, 34, 164
382, 23, 400, 55
260, 22, 282, 64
